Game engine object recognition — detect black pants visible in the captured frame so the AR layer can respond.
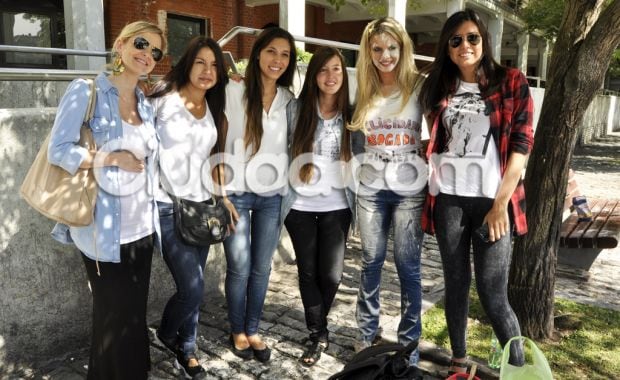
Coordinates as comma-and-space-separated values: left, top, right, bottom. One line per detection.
81, 234, 154, 380
434, 194, 524, 365
285, 208, 352, 342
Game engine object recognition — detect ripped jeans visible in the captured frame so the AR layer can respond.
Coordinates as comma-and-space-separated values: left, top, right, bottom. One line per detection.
356, 185, 426, 363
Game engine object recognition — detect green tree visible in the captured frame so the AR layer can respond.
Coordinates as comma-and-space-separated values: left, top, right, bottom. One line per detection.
520, 0, 620, 81
518, 0, 564, 40
509, 0, 620, 338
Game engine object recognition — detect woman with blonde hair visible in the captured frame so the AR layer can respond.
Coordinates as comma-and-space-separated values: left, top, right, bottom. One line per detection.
349, 17, 427, 364
48, 20, 165, 379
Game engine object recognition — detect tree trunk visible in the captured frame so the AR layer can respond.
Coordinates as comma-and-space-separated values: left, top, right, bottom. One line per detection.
509, 0, 620, 339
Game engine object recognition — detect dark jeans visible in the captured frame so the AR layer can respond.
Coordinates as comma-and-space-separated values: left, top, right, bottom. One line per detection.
434, 193, 524, 365
284, 208, 352, 342
157, 201, 210, 357
82, 233, 154, 380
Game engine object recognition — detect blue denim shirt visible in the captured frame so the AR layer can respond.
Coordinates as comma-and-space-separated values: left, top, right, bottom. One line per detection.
280, 99, 364, 224
48, 73, 161, 263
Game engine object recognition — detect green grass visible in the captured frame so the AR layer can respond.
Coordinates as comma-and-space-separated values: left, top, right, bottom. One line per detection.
421, 290, 620, 379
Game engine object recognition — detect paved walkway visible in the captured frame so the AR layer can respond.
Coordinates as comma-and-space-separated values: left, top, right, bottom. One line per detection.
17, 135, 620, 380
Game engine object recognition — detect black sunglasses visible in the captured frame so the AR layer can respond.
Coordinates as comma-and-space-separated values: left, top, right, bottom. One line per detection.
133, 37, 163, 62
448, 33, 482, 48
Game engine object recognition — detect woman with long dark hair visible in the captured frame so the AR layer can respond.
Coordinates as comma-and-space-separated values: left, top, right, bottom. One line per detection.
281, 47, 356, 366
149, 36, 235, 378
417, 9, 533, 375
222, 27, 297, 363
48, 21, 165, 380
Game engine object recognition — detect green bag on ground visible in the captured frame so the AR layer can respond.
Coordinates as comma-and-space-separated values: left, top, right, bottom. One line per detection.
499, 336, 553, 380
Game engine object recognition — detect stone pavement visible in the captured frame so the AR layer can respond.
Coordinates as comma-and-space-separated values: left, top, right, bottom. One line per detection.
31, 236, 453, 380
14, 135, 620, 380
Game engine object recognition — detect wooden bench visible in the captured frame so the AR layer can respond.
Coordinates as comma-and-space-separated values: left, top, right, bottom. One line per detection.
559, 198, 620, 271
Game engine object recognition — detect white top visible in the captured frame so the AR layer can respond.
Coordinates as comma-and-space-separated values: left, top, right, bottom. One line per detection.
359, 90, 428, 194
152, 91, 217, 203
429, 81, 502, 198
118, 120, 156, 244
292, 113, 349, 212
224, 80, 293, 195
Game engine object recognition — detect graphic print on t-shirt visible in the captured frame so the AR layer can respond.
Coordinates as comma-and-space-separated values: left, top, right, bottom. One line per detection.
442, 90, 488, 157
315, 118, 342, 160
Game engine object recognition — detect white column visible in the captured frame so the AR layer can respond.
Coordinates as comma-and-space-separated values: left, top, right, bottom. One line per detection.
516, 31, 530, 75
446, 0, 465, 17
388, 0, 407, 27
63, 0, 106, 70
538, 40, 549, 80
487, 14, 504, 62
279, 0, 305, 50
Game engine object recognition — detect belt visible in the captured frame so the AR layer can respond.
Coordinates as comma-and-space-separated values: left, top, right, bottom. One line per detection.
371, 150, 419, 163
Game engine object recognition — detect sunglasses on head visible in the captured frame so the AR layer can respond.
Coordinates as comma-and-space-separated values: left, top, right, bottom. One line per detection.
448, 33, 482, 48
133, 36, 163, 62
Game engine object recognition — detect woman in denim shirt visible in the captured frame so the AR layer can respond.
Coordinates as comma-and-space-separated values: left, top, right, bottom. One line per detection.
48, 21, 165, 380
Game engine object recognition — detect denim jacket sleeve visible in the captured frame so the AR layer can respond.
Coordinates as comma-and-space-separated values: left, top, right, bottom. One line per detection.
48, 78, 92, 175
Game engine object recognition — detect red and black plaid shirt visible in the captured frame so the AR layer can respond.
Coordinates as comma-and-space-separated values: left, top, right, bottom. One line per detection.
421, 68, 534, 236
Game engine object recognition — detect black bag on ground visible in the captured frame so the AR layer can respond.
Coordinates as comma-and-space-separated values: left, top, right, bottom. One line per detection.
328, 340, 424, 380
172, 195, 231, 246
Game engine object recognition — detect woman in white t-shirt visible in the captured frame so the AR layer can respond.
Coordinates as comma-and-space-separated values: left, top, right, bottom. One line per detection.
149, 36, 236, 378
280, 47, 357, 366
348, 17, 427, 364
222, 27, 296, 363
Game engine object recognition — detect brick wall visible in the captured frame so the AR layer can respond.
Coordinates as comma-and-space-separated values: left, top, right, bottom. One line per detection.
103, 0, 278, 74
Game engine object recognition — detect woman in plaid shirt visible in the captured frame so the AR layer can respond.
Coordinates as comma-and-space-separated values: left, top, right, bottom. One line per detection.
417, 9, 534, 375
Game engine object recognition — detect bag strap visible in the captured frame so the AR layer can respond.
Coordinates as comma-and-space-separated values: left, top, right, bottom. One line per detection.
84, 78, 97, 123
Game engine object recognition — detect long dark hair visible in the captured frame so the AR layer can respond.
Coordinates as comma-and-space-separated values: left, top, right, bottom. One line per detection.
417, 9, 506, 113
292, 47, 352, 183
244, 27, 297, 156
150, 36, 229, 147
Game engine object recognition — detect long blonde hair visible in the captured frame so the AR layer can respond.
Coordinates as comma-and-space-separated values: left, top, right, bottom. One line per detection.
349, 17, 418, 132
110, 20, 167, 62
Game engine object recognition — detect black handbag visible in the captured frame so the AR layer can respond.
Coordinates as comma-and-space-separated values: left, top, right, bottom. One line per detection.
172, 195, 231, 246
328, 341, 423, 380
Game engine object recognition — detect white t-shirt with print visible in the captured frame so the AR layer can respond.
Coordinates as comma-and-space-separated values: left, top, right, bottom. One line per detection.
430, 81, 502, 198
152, 91, 217, 203
360, 90, 427, 194
224, 81, 292, 195
291, 112, 349, 212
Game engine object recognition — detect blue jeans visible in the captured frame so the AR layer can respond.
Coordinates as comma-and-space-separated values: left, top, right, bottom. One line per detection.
223, 193, 282, 335
157, 202, 210, 356
356, 186, 426, 363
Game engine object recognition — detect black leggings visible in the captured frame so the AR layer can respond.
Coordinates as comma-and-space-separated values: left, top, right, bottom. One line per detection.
285, 208, 352, 342
434, 194, 524, 365
81, 234, 154, 380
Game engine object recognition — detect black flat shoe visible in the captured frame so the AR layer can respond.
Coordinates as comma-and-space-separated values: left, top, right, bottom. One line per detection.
253, 345, 272, 363
174, 352, 206, 379
229, 334, 253, 360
